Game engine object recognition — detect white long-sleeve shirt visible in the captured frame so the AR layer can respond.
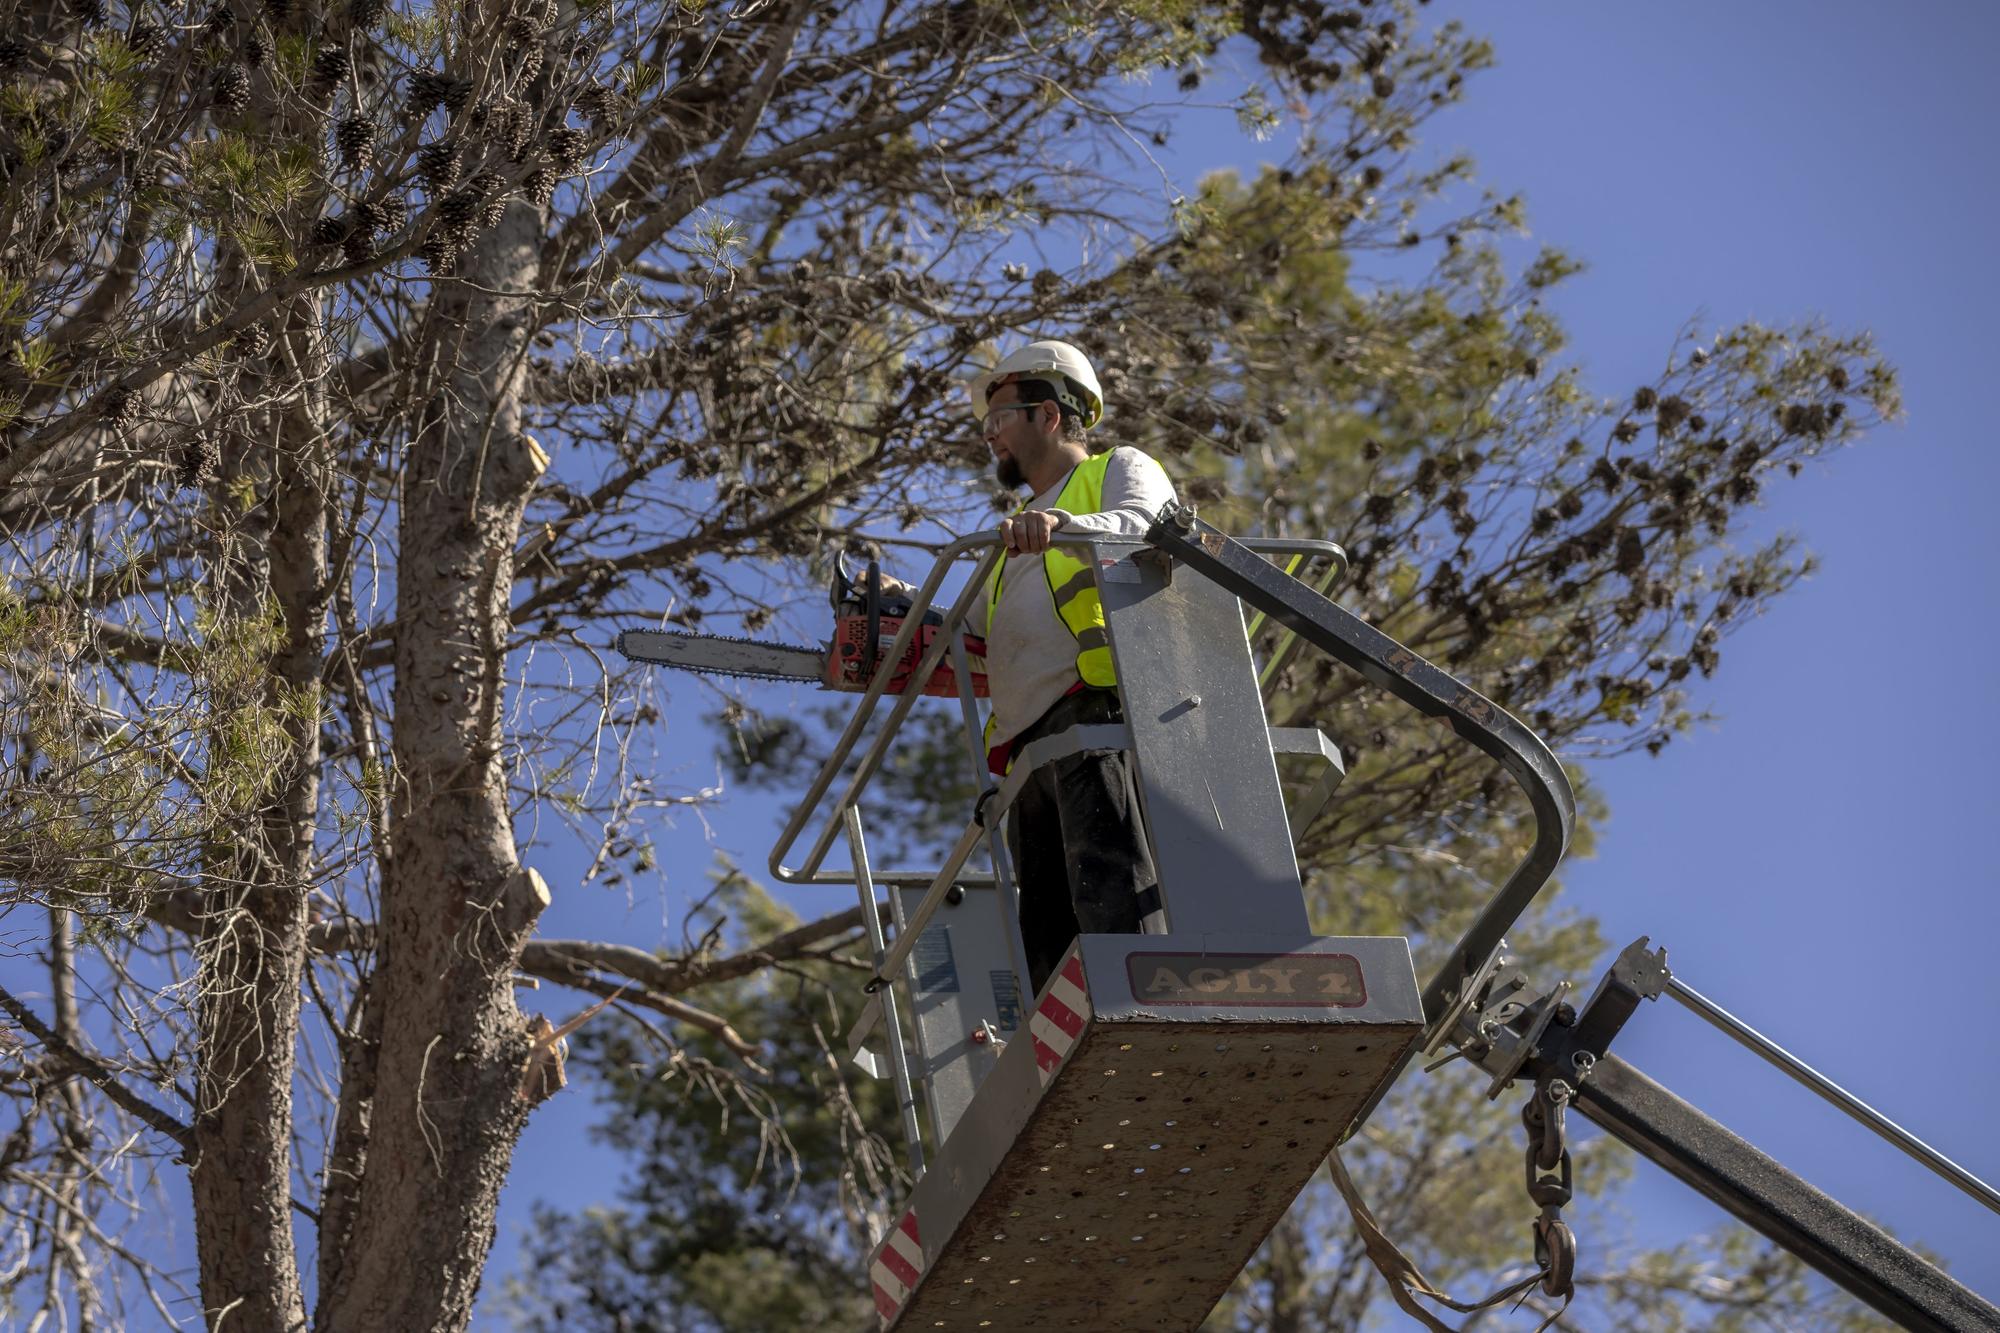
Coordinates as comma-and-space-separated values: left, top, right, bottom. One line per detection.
983, 446, 1178, 753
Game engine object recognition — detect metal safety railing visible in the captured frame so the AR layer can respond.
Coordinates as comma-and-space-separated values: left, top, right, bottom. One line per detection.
766, 531, 1345, 890
764, 509, 1576, 1164
769, 534, 1346, 933
1138, 504, 1577, 1133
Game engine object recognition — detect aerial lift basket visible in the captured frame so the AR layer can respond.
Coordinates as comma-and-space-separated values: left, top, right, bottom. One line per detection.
753, 507, 1575, 1333
865, 934, 1421, 1329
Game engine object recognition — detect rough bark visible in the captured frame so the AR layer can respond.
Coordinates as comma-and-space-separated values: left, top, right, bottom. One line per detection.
318, 200, 550, 1331
187, 373, 328, 1330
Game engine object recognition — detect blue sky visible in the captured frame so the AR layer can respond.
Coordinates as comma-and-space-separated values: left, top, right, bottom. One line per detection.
1413, 0, 2000, 1304
488, 0, 2000, 1320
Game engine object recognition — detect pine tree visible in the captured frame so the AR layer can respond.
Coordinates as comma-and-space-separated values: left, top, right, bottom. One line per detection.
0, 2, 1902, 1329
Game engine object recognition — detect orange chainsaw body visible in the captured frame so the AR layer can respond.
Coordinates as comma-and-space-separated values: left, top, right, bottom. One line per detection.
825, 614, 988, 697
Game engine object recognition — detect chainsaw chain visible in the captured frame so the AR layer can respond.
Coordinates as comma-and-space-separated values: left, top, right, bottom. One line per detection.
620, 630, 825, 683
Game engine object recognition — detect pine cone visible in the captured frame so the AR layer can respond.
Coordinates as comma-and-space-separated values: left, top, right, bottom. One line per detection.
212, 64, 251, 114
72, 0, 106, 28
437, 184, 483, 232
310, 46, 351, 89
547, 125, 587, 174
504, 15, 542, 45
419, 233, 457, 274
102, 386, 140, 427
126, 22, 163, 56
416, 140, 460, 191
232, 322, 272, 355
350, 0, 388, 27
244, 32, 270, 67
406, 71, 449, 118
574, 86, 617, 123
522, 165, 557, 205
177, 433, 221, 489
359, 194, 407, 234
440, 79, 472, 115
444, 172, 509, 234
498, 105, 533, 161
311, 214, 349, 246
0, 39, 28, 77
510, 42, 543, 84
342, 229, 373, 265
205, 5, 235, 36
334, 116, 376, 172
264, 0, 290, 21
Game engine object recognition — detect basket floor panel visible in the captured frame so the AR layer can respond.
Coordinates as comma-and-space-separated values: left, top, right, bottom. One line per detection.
898, 1021, 1410, 1331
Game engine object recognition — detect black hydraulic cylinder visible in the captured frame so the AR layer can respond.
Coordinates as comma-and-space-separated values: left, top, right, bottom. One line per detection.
1574, 1055, 2000, 1333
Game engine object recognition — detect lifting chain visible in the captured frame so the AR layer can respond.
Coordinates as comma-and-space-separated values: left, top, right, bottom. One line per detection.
1520, 1077, 1576, 1301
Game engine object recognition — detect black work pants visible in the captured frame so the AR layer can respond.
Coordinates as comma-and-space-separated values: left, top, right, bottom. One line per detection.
1003, 688, 1158, 998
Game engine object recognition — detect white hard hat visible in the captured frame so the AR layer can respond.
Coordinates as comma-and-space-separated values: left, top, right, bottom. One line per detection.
965, 339, 1104, 430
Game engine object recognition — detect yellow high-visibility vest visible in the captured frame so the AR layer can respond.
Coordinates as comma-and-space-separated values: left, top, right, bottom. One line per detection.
982, 451, 1119, 752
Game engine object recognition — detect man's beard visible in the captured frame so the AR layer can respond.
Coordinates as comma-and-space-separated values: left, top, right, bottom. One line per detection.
994, 453, 1025, 489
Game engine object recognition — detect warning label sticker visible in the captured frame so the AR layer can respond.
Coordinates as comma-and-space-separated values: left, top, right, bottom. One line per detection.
912, 926, 959, 993
989, 970, 1022, 1032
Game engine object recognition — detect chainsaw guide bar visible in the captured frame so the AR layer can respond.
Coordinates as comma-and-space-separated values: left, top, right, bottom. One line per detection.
616, 623, 988, 697
616, 628, 828, 683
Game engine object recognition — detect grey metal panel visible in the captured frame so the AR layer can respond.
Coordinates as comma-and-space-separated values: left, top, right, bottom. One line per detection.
1092, 544, 1308, 935
897, 885, 1014, 1144
1140, 506, 1575, 1031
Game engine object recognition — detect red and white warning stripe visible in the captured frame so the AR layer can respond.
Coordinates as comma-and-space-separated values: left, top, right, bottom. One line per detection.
1029, 951, 1092, 1086
870, 1206, 923, 1326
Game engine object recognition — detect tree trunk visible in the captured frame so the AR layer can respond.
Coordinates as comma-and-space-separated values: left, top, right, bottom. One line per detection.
319, 200, 550, 1331
188, 369, 327, 1331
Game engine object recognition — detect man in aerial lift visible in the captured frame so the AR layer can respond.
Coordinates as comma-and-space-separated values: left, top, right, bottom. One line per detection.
965, 340, 1179, 996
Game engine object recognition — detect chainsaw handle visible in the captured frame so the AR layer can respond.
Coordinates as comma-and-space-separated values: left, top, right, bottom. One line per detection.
865, 559, 882, 684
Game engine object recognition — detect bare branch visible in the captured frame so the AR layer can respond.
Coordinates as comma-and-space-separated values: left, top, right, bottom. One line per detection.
0, 983, 191, 1148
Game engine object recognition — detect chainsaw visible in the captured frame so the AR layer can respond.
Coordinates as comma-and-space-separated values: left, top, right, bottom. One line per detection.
617, 553, 989, 697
